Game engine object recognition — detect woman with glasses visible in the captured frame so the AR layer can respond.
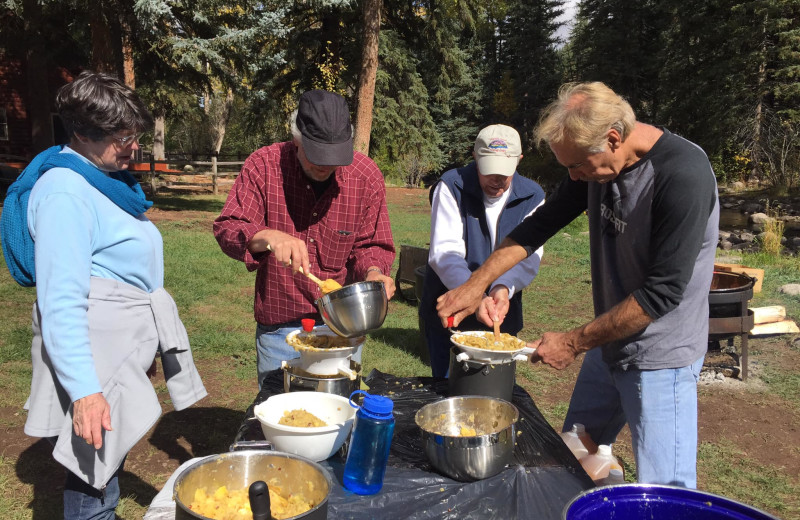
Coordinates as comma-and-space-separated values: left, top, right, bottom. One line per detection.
1, 71, 207, 519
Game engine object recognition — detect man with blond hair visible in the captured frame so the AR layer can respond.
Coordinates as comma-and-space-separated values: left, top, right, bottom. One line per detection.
437, 82, 719, 488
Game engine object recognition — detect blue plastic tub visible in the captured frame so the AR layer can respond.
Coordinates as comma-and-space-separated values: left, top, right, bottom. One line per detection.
563, 484, 779, 520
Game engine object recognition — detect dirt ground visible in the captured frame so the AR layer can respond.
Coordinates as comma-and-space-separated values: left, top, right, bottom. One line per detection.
2, 186, 798, 518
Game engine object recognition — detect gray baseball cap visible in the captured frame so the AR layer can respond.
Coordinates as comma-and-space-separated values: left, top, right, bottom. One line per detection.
296, 90, 354, 166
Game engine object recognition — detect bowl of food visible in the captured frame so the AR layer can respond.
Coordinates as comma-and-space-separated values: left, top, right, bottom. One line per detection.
254, 391, 356, 462
285, 326, 365, 377
315, 281, 388, 338
414, 396, 519, 481
450, 330, 533, 362
173, 450, 331, 520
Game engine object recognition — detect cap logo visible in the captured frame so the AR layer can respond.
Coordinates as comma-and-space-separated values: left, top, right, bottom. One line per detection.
487, 139, 509, 151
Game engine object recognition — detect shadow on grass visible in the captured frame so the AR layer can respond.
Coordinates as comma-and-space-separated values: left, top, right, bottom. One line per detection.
15, 439, 161, 519
148, 406, 248, 461
151, 195, 224, 213
16, 407, 246, 518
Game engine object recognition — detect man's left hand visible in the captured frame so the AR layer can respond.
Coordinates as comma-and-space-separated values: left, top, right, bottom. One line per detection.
367, 270, 396, 300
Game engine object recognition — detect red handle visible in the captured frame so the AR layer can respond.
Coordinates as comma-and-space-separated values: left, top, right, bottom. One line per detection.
301, 318, 315, 332
447, 316, 454, 328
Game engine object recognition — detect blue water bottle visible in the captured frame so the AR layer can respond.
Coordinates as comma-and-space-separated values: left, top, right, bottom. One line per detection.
343, 390, 395, 495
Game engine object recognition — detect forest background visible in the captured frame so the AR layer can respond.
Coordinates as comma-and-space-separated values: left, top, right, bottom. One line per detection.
2, 0, 799, 191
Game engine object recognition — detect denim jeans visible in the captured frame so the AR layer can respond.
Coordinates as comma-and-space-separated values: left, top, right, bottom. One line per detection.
255, 321, 364, 389
63, 457, 124, 520
562, 348, 704, 488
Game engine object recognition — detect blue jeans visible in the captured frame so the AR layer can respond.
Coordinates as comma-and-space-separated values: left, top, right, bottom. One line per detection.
563, 348, 704, 488
255, 322, 364, 389
63, 458, 124, 519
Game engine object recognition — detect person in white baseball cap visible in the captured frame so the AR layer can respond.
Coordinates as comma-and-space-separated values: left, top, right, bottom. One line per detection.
419, 124, 546, 377
474, 124, 524, 176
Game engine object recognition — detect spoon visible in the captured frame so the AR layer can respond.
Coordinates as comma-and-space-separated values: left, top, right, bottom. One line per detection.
493, 318, 501, 342
265, 245, 342, 294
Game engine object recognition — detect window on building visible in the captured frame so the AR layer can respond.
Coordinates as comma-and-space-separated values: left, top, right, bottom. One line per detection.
0, 108, 8, 141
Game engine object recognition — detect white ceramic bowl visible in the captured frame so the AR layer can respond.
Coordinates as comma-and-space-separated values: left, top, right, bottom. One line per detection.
254, 392, 356, 462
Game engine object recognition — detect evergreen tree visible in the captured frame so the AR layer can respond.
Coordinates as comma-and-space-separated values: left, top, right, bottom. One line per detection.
570, 0, 671, 121
502, 0, 565, 142
370, 29, 444, 185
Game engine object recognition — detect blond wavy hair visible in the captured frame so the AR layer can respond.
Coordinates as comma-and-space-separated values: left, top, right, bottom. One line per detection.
534, 82, 636, 153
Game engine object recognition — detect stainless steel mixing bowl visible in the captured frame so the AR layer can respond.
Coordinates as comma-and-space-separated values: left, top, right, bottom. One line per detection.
415, 396, 518, 481
173, 450, 331, 520
315, 281, 388, 337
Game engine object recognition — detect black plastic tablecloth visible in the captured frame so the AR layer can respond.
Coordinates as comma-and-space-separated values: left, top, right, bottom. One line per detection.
233, 370, 594, 520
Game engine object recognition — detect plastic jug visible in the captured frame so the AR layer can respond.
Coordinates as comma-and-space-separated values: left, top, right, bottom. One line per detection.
343, 390, 395, 495
573, 423, 598, 455
599, 468, 625, 486
559, 429, 589, 460
580, 444, 618, 482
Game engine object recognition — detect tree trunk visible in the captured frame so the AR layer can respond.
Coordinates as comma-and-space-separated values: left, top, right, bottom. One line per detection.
23, 0, 52, 155
750, 12, 769, 183
119, 10, 136, 88
89, 5, 116, 74
209, 88, 234, 194
353, 0, 382, 156
153, 114, 166, 160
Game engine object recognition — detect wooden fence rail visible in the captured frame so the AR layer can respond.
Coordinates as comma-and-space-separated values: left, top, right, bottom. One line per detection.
131, 157, 245, 195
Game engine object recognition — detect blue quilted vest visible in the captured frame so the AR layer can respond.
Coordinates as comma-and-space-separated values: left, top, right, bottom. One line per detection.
420, 162, 545, 334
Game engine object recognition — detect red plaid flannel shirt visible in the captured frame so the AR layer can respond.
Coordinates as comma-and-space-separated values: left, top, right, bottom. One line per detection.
213, 142, 396, 325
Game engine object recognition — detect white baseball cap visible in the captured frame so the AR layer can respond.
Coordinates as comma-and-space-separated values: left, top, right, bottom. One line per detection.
474, 124, 522, 176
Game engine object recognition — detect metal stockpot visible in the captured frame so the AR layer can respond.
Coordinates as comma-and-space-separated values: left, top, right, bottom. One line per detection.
283, 361, 362, 398
173, 450, 331, 520
415, 396, 518, 481
448, 347, 516, 402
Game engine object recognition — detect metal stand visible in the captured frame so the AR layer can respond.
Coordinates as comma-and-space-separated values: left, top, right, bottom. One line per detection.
708, 310, 754, 380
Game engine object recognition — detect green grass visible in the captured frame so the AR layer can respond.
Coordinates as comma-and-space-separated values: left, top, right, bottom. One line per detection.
698, 440, 800, 517
2, 189, 800, 519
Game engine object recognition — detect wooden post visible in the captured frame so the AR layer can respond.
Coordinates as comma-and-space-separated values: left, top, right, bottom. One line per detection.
149, 154, 157, 194
211, 154, 218, 195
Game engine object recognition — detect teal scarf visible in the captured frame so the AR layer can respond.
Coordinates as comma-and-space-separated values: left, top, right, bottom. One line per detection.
1, 145, 152, 287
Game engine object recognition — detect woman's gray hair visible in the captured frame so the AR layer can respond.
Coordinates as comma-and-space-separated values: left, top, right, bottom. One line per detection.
56, 71, 154, 141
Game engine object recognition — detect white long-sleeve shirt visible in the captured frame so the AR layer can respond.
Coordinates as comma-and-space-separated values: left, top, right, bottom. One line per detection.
428, 181, 544, 297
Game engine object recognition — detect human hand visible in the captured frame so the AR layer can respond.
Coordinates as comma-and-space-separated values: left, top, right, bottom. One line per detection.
528, 331, 580, 370
475, 297, 498, 328
367, 270, 396, 300
436, 279, 485, 328
251, 230, 310, 275
72, 392, 112, 450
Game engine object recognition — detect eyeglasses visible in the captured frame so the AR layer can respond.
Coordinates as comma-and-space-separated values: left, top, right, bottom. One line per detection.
111, 133, 143, 147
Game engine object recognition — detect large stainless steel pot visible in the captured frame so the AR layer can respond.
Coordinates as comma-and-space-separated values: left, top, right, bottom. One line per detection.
173, 450, 331, 520
415, 396, 518, 481
283, 361, 362, 398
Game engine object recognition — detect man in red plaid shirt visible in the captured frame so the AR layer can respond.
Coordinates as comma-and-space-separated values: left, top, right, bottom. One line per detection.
213, 90, 396, 387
